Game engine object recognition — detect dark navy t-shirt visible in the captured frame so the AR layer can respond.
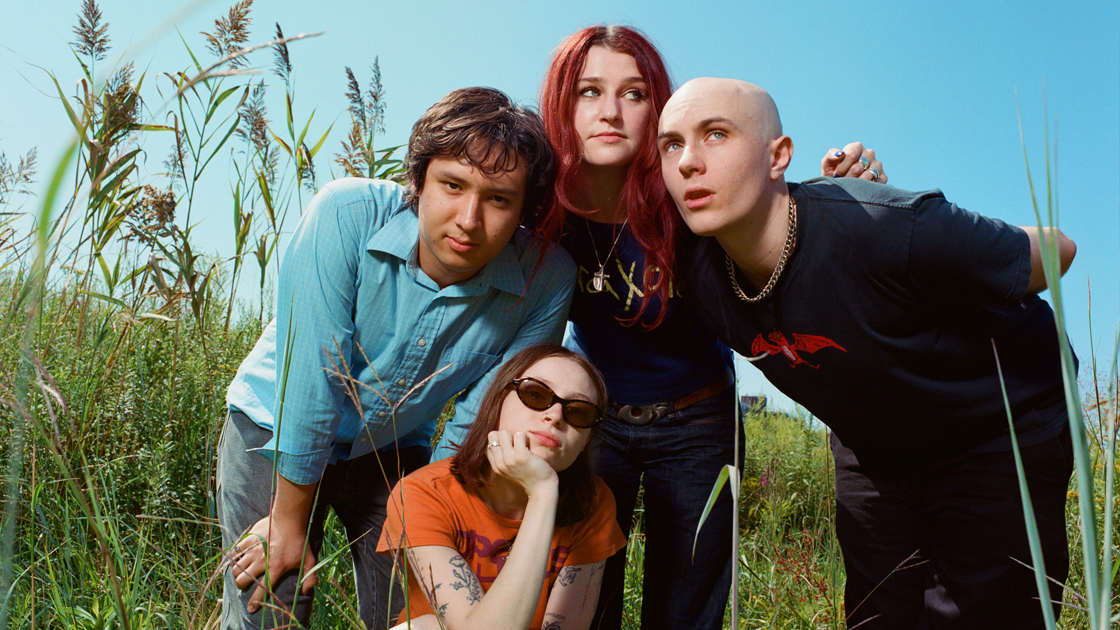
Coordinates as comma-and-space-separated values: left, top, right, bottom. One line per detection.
687, 178, 1071, 468
561, 216, 730, 405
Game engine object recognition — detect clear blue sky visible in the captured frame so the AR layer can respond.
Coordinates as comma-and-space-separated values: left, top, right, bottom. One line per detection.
2, 0, 1117, 411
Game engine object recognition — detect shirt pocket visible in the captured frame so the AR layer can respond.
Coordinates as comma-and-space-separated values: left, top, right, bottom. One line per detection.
420, 345, 503, 404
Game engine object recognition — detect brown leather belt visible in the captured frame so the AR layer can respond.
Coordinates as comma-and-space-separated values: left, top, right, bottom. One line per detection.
609, 369, 735, 426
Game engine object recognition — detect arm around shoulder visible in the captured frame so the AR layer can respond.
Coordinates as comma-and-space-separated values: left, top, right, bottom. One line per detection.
1021, 226, 1077, 294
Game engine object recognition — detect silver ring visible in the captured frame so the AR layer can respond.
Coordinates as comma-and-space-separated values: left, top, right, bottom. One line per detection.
858, 156, 870, 168
488, 440, 500, 448
867, 168, 881, 182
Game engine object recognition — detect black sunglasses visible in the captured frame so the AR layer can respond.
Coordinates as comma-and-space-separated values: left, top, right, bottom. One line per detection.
509, 377, 604, 428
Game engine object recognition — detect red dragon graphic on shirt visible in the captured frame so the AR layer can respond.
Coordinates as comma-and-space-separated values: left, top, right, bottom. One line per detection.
751, 329, 846, 369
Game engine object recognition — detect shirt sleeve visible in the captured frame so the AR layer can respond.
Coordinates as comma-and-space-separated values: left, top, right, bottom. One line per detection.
432, 244, 576, 460
564, 478, 628, 566
378, 473, 460, 553
271, 180, 401, 485
906, 196, 1031, 305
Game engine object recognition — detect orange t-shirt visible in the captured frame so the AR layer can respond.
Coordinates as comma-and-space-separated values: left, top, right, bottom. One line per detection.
377, 459, 627, 630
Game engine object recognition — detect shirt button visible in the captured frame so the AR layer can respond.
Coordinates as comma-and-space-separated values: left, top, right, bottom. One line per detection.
378, 411, 387, 418
417, 338, 426, 347
397, 378, 407, 387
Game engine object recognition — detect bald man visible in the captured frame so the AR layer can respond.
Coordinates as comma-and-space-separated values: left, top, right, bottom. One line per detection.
658, 78, 1077, 628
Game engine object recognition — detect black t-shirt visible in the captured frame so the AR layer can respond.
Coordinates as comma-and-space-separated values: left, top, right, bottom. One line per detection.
687, 178, 1070, 468
561, 216, 729, 405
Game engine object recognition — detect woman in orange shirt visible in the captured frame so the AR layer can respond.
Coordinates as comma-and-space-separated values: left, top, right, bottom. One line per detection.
380, 344, 627, 630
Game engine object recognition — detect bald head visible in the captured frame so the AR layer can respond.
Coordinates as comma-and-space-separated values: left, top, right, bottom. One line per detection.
657, 77, 794, 240
663, 78, 782, 142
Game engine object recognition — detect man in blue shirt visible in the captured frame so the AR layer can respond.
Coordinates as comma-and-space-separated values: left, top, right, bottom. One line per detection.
219, 87, 575, 630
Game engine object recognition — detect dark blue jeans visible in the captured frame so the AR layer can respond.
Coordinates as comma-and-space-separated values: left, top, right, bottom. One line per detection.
591, 386, 743, 630
217, 410, 430, 630
833, 426, 1073, 629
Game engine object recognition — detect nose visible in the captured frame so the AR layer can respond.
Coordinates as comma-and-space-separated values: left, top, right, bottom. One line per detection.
677, 142, 704, 177
540, 401, 565, 426
455, 194, 483, 232
599, 97, 621, 122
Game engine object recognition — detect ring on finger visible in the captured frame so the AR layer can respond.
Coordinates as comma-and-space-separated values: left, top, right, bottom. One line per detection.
858, 156, 870, 168
488, 440, 500, 448
867, 167, 881, 182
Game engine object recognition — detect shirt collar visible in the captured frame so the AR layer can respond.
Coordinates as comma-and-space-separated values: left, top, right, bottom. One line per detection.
366, 209, 527, 297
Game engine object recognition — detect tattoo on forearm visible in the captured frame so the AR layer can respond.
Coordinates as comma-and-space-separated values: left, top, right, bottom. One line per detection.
542, 623, 562, 630
557, 566, 581, 587
448, 555, 482, 604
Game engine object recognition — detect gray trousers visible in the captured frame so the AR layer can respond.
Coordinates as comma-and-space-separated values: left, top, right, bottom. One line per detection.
217, 410, 430, 629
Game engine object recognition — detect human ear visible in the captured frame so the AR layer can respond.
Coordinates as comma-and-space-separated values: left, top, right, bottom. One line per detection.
770, 135, 793, 180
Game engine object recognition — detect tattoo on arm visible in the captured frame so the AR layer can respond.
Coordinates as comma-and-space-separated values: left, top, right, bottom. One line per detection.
447, 555, 482, 604
541, 623, 562, 630
583, 562, 605, 601
557, 566, 581, 587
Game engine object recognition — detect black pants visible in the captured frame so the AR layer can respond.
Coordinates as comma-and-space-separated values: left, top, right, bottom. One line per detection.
832, 427, 1073, 629
217, 410, 431, 629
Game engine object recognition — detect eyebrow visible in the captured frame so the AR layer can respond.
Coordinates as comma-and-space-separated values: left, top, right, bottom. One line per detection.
577, 76, 647, 84
431, 167, 523, 198
657, 116, 741, 142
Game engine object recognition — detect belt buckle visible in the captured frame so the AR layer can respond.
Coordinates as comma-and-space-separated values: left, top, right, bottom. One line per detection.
617, 403, 669, 426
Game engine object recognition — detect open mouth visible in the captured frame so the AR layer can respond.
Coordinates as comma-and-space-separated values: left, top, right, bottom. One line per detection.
684, 187, 715, 209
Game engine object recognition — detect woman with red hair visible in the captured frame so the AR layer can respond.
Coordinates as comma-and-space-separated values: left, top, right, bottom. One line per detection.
534, 25, 882, 630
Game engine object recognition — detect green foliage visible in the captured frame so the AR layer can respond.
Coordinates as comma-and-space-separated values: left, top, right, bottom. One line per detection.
0, 2, 404, 628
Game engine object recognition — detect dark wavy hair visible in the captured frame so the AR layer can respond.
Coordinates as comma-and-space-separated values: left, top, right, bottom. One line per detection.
404, 86, 555, 225
536, 25, 688, 328
450, 343, 607, 527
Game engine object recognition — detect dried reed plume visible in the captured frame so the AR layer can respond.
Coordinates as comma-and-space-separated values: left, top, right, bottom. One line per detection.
203, 0, 254, 69
335, 59, 387, 178
368, 58, 386, 137
123, 185, 177, 247
272, 22, 292, 88
72, 0, 110, 64
235, 83, 278, 177
100, 62, 140, 138
0, 147, 38, 203
345, 67, 364, 127
163, 114, 187, 188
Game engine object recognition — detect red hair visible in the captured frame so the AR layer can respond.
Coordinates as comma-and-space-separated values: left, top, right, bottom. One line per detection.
536, 25, 687, 328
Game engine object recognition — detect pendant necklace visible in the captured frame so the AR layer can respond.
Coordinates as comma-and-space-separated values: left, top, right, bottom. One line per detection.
585, 214, 630, 293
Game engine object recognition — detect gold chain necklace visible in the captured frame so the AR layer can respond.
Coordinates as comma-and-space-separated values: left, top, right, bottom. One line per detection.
585, 215, 629, 293
726, 195, 797, 303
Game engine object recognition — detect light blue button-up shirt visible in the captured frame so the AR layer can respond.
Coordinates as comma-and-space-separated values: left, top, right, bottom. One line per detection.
226, 178, 575, 485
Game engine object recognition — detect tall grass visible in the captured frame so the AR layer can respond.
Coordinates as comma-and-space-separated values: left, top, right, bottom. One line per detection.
0, 3, 1116, 630
0, 2, 388, 628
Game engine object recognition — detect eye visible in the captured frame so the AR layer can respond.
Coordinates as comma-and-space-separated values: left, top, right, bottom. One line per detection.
623, 88, 645, 102
708, 130, 727, 141
489, 194, 509, 205
578, 86, 600, 98
443, 181, 461, 191
660, 140, 682, 154
520, 381, 552, 407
